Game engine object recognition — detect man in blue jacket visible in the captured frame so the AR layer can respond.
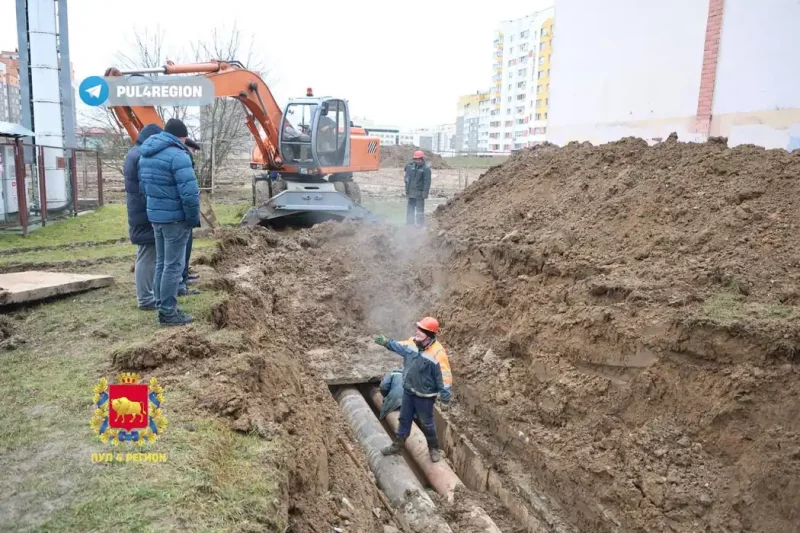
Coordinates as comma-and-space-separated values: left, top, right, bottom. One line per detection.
375, 319, 451, 462
123, 123, 162, 310
138, 118, 200, 326
377, 369, 404, 420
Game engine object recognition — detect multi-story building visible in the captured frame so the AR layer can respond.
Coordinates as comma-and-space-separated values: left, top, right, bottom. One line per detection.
0, 50, 76, 133
456, 91, 490, 154
487, 7, 555, 152
431, 123, 457, 155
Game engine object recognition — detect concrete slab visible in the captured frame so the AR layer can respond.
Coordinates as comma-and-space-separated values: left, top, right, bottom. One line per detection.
0, 271, 114, 306
307, 343, 404, 385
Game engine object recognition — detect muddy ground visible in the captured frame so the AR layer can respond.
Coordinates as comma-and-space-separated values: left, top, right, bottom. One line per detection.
102, 135, 799, 532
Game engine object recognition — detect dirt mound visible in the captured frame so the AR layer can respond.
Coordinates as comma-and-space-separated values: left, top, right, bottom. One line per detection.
111, 329, 234, 370
429, 136, 800, 532
381, 145, 451, 169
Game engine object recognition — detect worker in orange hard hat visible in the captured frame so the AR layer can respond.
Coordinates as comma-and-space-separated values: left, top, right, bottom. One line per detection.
403, 150, 432, 227
375, 316, 451, 462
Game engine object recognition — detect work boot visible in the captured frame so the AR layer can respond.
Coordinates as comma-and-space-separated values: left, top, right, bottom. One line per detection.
159, 311, 193, 327
429, 447, 441, 463
381, 436, 406, 456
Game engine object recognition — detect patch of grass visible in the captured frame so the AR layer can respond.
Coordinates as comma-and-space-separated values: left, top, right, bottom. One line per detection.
362, 197, 447, 226
0, 257, 282, 532
213, 203, 251, 227
700, 290, 794, 322
0, 239, 215, 266
0, 205, 129, 250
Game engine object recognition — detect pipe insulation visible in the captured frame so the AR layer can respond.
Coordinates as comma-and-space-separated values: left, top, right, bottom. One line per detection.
334, 387, 453, 533
369, 387, 504, 533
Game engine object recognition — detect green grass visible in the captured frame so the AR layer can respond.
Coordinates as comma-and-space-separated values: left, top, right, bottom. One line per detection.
362, 197, 448, 225
213, 203, 251, 227
701, 290, 794, 322
0, 205, 129, 250
0, 258, 286, 532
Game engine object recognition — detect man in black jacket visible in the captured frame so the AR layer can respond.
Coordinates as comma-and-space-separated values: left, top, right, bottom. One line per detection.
123, 123, 163, 309
404, 150, 432, 227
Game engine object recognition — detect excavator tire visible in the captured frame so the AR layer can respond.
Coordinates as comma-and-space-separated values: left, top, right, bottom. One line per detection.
271, 177, 288, 196
344, 181, 362, 205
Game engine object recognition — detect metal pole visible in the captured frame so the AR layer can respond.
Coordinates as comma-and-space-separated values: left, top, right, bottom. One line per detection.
37, 145, 47, 225
57, 0, 77, 149
70, 150, 78, 215
14, 139, 28, 236
96, 151, 104, 206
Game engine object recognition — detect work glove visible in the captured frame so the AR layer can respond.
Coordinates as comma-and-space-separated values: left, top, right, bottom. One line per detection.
374, 335, 388, 347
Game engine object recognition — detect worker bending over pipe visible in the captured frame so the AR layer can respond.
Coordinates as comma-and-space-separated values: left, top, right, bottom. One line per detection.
374, 316, 451, 462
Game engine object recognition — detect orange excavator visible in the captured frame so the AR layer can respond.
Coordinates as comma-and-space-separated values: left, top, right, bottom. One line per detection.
105, 60, 381, 227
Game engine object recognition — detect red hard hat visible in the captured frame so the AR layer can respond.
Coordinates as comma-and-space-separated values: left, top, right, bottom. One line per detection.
416, 317, 439, 335
413, 150, 425, 159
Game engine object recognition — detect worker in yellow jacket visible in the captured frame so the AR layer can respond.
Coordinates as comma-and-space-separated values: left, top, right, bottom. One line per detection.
398, 317, 452, 401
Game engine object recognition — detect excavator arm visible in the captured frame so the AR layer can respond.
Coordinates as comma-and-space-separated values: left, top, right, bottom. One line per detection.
105, 60, 284, 168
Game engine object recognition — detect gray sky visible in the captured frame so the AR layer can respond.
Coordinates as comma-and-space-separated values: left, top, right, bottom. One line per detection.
1, 0, 553, 129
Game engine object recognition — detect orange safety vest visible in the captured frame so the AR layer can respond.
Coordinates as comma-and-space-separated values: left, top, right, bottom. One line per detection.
401, 337, 452, 388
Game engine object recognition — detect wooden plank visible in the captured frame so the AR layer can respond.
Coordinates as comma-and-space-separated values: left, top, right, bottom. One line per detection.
0, 271, 114, 306
306, 344, 404, 385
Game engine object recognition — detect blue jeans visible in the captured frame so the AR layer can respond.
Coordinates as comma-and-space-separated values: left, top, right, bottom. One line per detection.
153, 221, 191, 318
397, 390, 438, 449
134, 243, 156, 308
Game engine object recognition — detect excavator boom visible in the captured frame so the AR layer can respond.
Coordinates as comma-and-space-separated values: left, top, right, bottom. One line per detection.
105, 59, 381, 227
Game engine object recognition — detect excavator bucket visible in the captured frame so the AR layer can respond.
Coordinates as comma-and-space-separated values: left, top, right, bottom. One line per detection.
240, 180, 379, 228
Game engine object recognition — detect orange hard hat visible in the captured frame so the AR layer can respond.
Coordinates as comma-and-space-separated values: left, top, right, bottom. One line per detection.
413, 150, 425, 159
416, 317, 439, 335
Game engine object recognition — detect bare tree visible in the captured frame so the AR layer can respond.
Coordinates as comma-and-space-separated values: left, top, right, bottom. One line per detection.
80, 24, 272, 226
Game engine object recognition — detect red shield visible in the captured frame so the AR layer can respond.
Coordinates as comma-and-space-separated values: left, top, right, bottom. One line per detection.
108, 384, 149, 430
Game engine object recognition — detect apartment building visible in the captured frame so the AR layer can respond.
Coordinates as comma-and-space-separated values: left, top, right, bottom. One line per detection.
455, 91, 490, 153
0, 50, 76, 131
0, 58, 22, 124
488, 7, 555, 152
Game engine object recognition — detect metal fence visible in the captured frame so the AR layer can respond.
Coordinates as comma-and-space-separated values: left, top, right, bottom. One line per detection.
0, 139, 103, 235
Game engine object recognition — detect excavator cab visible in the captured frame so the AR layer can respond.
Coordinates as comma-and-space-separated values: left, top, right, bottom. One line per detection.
279, 95, 351, 173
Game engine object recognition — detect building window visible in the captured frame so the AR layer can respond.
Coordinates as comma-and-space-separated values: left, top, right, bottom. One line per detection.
518, 68, 527, 76
521, 30, 529, 38
516, 94, 525, 101
541, 27, 549, 36
536, 86, 542, 94
535, 113, 542, 120
538, 71, 543, 79
505, 120, 513, 127
536, 99, 542, 107
507, 96, 512, 103
516, 118, 525, 125
545, 113, 548, 119
517, 81, 526, 89
540, 43, 545, 51
546, 98, 549, 105
539, 56, 545, 65
504, 132, 512, 139
506, 109, 511, 115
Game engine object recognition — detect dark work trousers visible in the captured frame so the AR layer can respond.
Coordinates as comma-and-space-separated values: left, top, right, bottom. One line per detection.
397, 390, 439, 449
406, 197, 425, 226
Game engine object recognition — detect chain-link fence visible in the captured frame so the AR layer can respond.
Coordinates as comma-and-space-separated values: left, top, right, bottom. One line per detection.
0, 139, 103, 235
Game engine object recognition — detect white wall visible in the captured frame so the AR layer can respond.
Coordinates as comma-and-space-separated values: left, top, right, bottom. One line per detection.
548, 0, 710, 145
712, 0, 800, 150
548, 0, 800, 149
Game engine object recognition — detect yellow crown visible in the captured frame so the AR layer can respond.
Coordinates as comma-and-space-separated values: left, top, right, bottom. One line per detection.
116, 372, 141, 385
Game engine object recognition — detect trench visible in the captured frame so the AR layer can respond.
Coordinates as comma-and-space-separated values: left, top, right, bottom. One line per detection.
328, 382, 574, 533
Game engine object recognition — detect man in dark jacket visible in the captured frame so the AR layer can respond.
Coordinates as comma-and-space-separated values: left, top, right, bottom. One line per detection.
403, 150, 432, 227
374, 317, 451, 462
138, 118, 200, 326
123, 123, 163, 310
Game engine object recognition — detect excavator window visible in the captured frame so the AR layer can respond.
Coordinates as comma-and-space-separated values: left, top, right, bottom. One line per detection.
281, 103, 317, 164
315, 99, 348, 167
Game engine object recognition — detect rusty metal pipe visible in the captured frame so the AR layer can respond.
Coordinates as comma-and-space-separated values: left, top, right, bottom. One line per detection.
368, 386, 462, 501
334, 387, 453, 533
369, 386, 504, 533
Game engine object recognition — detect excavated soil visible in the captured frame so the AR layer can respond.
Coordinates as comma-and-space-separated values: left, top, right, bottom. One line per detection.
381, 145, 452, 170
110, 134, 800, 532
431, 135, 800, 533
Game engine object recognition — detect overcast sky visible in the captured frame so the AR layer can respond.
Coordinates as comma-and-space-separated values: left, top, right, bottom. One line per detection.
1, 0, 553, 130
